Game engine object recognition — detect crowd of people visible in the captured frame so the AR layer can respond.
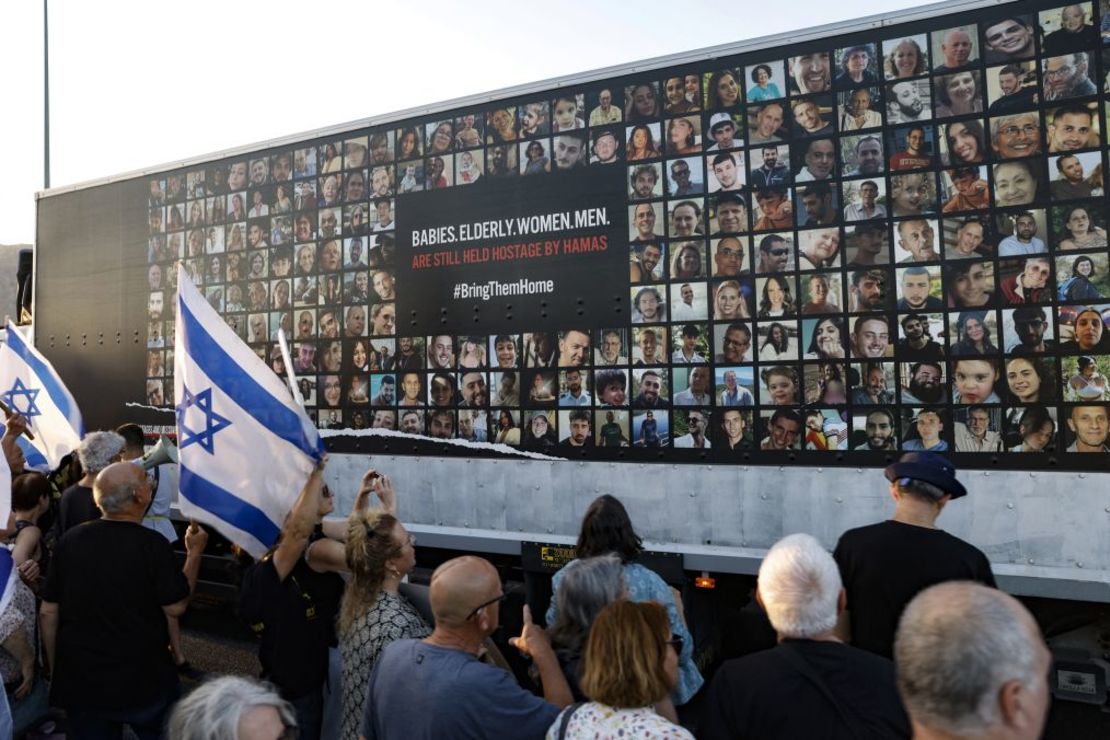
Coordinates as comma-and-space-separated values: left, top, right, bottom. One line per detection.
0, 406, 1061, 739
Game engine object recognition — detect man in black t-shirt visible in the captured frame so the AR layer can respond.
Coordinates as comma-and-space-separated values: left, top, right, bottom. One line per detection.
701, 533, 910, 739
833, 452, 995, 660
239, 463, 350, 740
41, 462, 208, 736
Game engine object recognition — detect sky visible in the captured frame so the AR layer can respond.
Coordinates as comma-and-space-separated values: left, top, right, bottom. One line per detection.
0, 0, 949, 245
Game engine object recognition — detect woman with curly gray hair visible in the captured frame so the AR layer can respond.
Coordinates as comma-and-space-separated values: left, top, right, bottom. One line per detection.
168, 675, 296, 739
56, 430, 126, 534
548, 553, 626, 700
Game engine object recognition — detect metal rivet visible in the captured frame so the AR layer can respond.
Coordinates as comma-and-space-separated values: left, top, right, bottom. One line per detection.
1027, 558, 1035, 565
836, 497, 843, 503
1007, 502, 1014, 509
1077, 562, 1084, 568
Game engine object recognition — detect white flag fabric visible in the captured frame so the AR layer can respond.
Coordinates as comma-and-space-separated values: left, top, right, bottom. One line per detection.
174, 264, 323, 558
0, 321, 84, 470
0, 451, 9, 532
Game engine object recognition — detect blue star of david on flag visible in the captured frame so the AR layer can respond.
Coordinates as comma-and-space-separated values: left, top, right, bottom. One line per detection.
174, 264, 322, 558
176, 385, 232, 454
1, 378, 42, 418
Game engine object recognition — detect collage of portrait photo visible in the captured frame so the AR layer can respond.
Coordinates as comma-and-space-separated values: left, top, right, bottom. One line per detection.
145, 1, 1110, 459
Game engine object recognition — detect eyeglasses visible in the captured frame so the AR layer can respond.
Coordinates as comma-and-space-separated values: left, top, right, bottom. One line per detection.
1044, 65, 1074, 79
667, 635, 684, 655
718, 247, 742, 258
999, 124, 1038, 138
465, 593, 507, 620
769, 248, 790, 257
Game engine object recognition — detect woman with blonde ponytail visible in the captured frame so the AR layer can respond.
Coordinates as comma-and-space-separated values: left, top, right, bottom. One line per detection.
338, 470, 430, 740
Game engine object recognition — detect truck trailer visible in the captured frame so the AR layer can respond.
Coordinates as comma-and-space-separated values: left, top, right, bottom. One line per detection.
31, 0, 1110, 713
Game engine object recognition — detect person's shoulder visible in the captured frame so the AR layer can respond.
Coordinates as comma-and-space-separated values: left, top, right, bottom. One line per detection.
378, 636, 423, 663
126, 519, 177, 546
71, 517, 137, 538
709, 645, 800, 700
623, 562, 670, 595
240, 552, 283, 596
836, 520, 896, 549
933, 527, 989, 558
58, 483, 90, 501
823, 639, 896, 673
450, 646, 546, 703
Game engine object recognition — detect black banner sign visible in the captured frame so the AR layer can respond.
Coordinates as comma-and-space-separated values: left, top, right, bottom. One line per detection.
396, 167, 627, 334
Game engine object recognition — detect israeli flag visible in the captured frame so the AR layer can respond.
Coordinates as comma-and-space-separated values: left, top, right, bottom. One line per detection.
0, 549, 16, 619
0, 451, 9, 533
0, 321, 84, 469
174, 264, 323, 558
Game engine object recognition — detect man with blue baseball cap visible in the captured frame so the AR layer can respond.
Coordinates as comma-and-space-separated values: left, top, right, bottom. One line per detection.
832, 452, 995, 659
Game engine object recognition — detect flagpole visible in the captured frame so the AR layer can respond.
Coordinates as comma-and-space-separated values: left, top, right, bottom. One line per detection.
275, 328, 306, 409
43, 0, 51, 189
0, 399, 36, 441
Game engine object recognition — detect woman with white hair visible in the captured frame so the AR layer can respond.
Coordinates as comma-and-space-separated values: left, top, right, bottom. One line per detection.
167, 675, 296, 740
55, 430, 126, 535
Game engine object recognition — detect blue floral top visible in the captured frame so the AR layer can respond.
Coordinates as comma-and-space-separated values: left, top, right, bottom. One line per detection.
747, 83, 782, 102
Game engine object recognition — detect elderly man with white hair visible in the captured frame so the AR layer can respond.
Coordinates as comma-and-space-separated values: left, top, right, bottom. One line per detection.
54, 430, 126, 535
895, 581, 1051, 740
701, 533, 910, 739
